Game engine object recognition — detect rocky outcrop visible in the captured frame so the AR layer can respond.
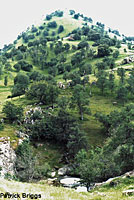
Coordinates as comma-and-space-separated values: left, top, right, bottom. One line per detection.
0, 137, 16, 177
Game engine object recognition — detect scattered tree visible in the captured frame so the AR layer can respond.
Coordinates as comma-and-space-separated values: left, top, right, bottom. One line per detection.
2, 102, 23, 123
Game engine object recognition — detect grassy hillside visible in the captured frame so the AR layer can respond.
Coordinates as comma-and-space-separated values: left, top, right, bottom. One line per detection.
0, 9, 133, 158
0, 177, 133, 200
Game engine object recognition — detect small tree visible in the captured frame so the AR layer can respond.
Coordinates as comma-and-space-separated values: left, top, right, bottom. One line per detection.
127, 69, 134, 95
115, 40, 121, 48
97, 44, 111, 57
4, 76, 8, 86
116, 86, 128, 104
108, 73, 115, 93
58, 25, 64, 34
74, 14, 79, 20
12, 73, 29, 97
2, 102, 23, 123
13, 63, 21, 72
70, 84, 90, 120
64, 43, 70, 52
79, 64, 92, 76
63, 72, 69, 82
113, 50, 119, 58
117, 68, 126, 83
96, 71, 108, 94
47, 84, 59, 108
69, 10, 75, 15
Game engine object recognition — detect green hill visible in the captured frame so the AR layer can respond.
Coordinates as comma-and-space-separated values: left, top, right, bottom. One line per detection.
0, 9, 134, 196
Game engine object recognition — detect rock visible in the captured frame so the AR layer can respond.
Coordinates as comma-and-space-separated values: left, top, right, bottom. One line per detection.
94, 182, 104, 187
60, 177, 80, 188
18, 139, 23, 145
47, 178, 57, 185
122, 189, 134, 196
54, 166, 59, 170
58, 165, 72, 176
51, 171, 56, 177
122, 170, 134, 178
0, 137, 16, 177
75, 186, 87, 192
105, 177, 119, 184
95, 192, 106, 197
58, 166, 67, 176
112, 101, 117, 105
11, 140, 16, 143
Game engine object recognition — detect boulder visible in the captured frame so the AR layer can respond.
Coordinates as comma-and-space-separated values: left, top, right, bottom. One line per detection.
51, 171, 56, 177
18, 139, 23, 145
58, 165, 72, 176
60, 177, 80, 188
47, 178, 57, 185
75, 186, 87, 192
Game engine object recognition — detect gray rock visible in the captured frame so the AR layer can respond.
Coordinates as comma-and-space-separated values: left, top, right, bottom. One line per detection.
47, 178, 57, 185
60, 177, 80, 188
51, 171, 56, 177
0, 137, 16, 177
75, 186, 87, 192
58, 165, 72, 176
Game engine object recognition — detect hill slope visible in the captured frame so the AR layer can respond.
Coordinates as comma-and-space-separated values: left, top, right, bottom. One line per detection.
0, 9, 134, 193
0, 176, 134, 200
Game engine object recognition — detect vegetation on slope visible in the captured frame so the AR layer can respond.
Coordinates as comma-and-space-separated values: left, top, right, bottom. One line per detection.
0, 9, 134, 188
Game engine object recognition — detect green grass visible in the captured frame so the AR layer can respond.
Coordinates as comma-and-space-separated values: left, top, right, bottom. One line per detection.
0, 9, 133, 160
81, 93, 120, 146
0, 177, 133, 200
